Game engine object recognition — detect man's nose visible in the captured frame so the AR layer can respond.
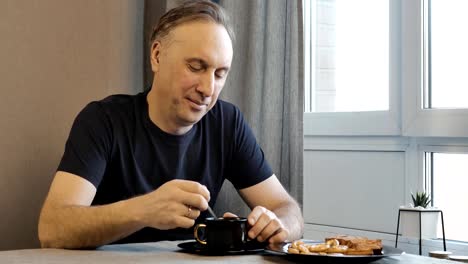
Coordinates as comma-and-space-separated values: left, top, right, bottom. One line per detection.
197, 72, 215, 97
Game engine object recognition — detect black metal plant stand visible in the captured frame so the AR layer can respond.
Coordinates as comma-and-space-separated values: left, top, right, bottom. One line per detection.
395, 208, 446, 255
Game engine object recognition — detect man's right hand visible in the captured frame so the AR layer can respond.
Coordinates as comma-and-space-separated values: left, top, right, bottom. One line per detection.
39, 173, 211, 249
131, 179, 210, 230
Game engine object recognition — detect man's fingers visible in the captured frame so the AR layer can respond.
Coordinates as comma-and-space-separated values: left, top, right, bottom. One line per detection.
173, 215, 196, 229
268, 229, 289, 244
247, 206, 265, 226
248, 207, 274, 239
180, 193, 209, 211
257, 219, 283, 242
175, 180, 210, 201
184, 206, 201, 220
223, 212, 238, 218
173, 180, 210, 211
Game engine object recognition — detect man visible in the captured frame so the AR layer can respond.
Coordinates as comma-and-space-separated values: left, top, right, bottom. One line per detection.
38, 0, 303, 249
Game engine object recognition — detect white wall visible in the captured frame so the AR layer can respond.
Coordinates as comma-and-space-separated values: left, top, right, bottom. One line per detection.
304, 148, 405, 233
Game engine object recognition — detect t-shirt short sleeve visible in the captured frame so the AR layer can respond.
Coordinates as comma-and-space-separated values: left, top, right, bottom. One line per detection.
226, 107, 273, 189
57, 102, 113, 187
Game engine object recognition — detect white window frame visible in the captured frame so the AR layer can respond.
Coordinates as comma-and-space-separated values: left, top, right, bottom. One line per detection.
401, 0, 468, 137
303, 0, 401, 136
420, 144, 468, 242
407, 139, 468, 194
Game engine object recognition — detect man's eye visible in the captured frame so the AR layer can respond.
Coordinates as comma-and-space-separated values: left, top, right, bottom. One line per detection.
188, 64, 202, 72
215, 70, 226, 79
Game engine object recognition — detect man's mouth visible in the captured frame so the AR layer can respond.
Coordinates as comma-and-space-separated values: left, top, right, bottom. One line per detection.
186, 98, 209, 110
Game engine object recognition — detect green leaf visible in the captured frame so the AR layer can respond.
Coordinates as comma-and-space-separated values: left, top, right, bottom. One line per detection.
410, 191, 431, 208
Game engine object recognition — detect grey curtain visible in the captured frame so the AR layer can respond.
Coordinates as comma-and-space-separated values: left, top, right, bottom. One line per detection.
143, 0, 304, 217
143, 0, 183, 88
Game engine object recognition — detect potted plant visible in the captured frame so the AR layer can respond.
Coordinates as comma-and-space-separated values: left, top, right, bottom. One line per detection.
411, 191, 431, 209
399, 191, 440, 239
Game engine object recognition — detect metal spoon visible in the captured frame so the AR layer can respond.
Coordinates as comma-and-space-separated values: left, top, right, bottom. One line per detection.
206, 205, 217, 219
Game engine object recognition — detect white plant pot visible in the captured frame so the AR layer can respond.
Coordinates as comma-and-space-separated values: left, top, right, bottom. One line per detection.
400, 208, 439, 239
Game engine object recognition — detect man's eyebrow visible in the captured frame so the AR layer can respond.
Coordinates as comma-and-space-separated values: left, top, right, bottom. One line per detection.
186, 58, 230, 71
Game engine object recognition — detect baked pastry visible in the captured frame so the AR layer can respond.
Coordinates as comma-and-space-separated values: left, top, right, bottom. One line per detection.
288, 235, 383, 256
325, 235, 382, 255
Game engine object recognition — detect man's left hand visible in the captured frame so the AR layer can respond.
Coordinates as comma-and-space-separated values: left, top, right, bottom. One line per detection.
246, 206, 289, 244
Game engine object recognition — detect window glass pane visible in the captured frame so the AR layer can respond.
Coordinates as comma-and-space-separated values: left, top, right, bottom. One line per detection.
308, 0, 389, 112
426, 0, 468, 109
430, 152, 468, 242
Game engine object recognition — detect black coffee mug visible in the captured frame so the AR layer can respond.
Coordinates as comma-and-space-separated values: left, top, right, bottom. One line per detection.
194, 217, 248, 250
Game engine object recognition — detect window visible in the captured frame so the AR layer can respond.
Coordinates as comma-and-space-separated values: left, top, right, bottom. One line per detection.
303, 0, 468, 245
402, 0, 468, 137
303, 0, 400, 135
424, 152, 468, 242
403, 0, 468, 244
306, 0, 389, 113
423, 0, 468, 109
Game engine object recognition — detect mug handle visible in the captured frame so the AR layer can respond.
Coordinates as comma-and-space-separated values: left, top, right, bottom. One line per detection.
194, 223, 207, 245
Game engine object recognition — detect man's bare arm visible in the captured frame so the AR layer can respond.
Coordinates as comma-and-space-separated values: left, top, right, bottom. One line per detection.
238, 175, 303, 243
38, 171, 210, 249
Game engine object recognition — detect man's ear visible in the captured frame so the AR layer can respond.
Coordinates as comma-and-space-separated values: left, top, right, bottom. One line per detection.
150, 41, 161, 73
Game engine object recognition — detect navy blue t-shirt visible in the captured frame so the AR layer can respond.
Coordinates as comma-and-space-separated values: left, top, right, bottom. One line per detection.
57, 90, 273, 243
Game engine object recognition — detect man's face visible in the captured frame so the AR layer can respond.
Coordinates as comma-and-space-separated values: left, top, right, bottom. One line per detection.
150, 20, 233, 127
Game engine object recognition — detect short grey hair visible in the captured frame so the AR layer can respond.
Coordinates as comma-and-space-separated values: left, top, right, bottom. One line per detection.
150, 0, 235, 44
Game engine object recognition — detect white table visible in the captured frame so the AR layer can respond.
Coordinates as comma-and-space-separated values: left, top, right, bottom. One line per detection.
0, 240, 460, 263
